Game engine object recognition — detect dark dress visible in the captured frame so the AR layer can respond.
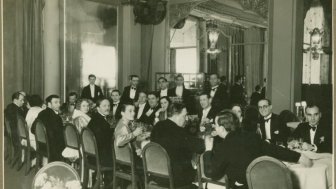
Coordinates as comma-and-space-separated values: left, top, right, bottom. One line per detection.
31, 108, 65, 162
203, 130, 300, 188
87, 112, 114, 166
150, 119, 205, 187
292, 122, 332, 153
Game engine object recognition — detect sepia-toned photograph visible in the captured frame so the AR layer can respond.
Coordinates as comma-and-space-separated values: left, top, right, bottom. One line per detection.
1, 0, 334, 189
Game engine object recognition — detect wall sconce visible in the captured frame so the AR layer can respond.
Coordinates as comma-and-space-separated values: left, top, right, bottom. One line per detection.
206, 22, 221, 56
303, 27, 324, 60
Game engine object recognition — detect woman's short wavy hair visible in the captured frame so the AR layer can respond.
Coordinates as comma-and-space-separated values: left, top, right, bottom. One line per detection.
75, 98, 91, 110
215, 110, 240, 132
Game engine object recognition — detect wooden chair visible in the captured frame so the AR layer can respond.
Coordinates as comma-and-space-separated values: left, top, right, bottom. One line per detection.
81, 128, 113, 189
35, 120, 50, 172
63, 123, 82, 177
196, 153, 229, 189
4, 117, 13, 163
142, 142, 191, 189
4, 117, 21, 168
246, 156, 293, 189
112, 140, 141, 189
16, 115, 35, 175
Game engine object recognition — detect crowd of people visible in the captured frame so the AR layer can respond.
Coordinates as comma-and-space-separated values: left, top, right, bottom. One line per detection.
4, 73, 332, 189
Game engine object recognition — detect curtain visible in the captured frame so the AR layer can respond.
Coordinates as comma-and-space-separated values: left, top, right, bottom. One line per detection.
22, 0, 45, 96
140, 25, 155, 91
244, 27, 264, 97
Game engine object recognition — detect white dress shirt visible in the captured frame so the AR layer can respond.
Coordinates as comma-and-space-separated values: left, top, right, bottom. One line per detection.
130, 87, 136, 99
264, 114, 272, 140
137, 103, 146, 119
90, 84, 95, 98
309, 125, 317, 144
210, 85, 219, 98
175, 86, 183, 97
112, 101, 120, 116
202, 106, 211, 120
160, 88, 168, 97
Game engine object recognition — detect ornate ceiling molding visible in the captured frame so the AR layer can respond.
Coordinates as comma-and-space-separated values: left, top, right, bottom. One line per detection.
239, 0, 268, 18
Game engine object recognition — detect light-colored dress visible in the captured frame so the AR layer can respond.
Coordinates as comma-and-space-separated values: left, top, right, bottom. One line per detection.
114, 119, 136, 147
25, 106, 43, 150
72, 109, 91, 132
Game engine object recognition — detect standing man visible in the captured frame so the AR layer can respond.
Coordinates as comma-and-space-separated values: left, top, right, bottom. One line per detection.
151, 103, 205, 188
206, 74, 229, 111
138, 92, 160, 125
31, 95, 65, 162
156, 77, 169, 98
230, 75, 246, 106
292, 104, 332, 153
250, 85, 262, 107
257, 99, 286, 145
81, 74, 104, 103
121, 75, 141, 104
168, 74, 192, 112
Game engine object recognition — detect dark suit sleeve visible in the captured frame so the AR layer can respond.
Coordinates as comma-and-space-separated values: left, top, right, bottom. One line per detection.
316, 126, 332, 153
185, 135, 205, 154
203, 148, 228, 180
259, 137, 300, 162
291, 124, 303, 139
97, 87, 104, 98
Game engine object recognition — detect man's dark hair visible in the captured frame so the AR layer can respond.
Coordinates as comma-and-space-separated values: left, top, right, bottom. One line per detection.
159, 96, 171, 105
111, 89, 121, 95
12, 91, 23, 101
167, 103, 186, 118
199, 92, 210, 99
258, 98, 272, 106
255, 85, 261, 91
46, 95, 60, 104
158, 77, 168, 82
121, 103, 135, 113
130, 75, 139, 80
28, 95, 43, 107
305, 103, 320, 112
148, 91, 158, 98
216, 110, 240, 132
88, 74, 96, 79
96, 98, 110, 107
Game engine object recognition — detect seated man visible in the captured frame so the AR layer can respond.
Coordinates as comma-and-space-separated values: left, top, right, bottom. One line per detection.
60, 92, 78, 115
292, 104, 332, 153
203, 110, 312, 189
138, 92, 160, 125
156, 77, 169, 98
135, 91, 148, 120
151, 103, 205, 188
32, 95, 65, 162
109, 89, 122, 121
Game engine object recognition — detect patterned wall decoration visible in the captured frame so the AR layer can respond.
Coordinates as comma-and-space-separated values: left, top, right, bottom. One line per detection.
239, 0, 268, 18
169, 1, 207, 28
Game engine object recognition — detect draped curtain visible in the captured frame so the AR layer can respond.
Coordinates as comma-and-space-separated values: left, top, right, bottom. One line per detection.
140, 25, 155, 91
244, 27, 265, 97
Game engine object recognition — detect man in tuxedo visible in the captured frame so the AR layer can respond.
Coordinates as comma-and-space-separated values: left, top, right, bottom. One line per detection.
31, 95, 65, 162
81, 74, 104, 103
198, 93, 218, 123
138, 92, 160, 125
121, 75, 140, 104
156, 77, 169, 98
203, 110, 312, 189
206, 74, 229, 111
5, 92, 26, 144
258, 99, 287, 145
168, 74, 192, 112
292, 104, 332, 153
230, 75, 246, 106
109, 89, 122, 121
250, 85, 262, 107
135, 91, 148, 120
60, 92, 78, 115
151, 103, 204, 188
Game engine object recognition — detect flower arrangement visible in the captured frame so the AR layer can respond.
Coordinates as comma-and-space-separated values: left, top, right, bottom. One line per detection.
34, 173, 81, 189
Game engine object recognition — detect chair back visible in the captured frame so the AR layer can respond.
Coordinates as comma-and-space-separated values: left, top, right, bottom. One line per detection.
113, 141, 133, 165
17, 115, 29, 140
246, 156, 293, 189
35, 120, 47, 144
64, 123, 80, 149
142, 142, 173, 187
5, 117, 12, 138
81, 128, 99, 166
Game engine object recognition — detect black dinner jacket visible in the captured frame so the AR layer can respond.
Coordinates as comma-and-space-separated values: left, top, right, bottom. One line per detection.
109, 100, 122, 121
31, 108, 65, 162
168, 86, 192, 111
198, 107, 218, 121
5, 103, 25, 142
259, 113, 286, 144
135, 103, 149, 119
250, 92, 262, 107
87, 112, 114, 166
151, 119, 205, 187
120, 86, 140, 104
292, 122, 332, 153
203, 130, 300, 186
206, 84, 229, 111
81, 84, 104, 103
138, 104, 160, 125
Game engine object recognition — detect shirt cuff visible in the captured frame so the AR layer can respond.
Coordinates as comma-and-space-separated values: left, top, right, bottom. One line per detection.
312, 144, 318, 152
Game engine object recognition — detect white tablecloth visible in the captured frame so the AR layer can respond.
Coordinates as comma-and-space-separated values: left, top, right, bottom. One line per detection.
285, 152, 332, 189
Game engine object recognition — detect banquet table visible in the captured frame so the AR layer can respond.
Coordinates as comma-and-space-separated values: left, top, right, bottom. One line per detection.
284, 151, 332, 189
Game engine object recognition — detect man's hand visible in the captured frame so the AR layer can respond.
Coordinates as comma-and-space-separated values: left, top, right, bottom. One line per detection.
204, 135, 214, 151
200, 126, 206, 132
301, 142, 315, 151
298, 154, 313, 167
136, 148, 142, 156
133, 127, 143, 137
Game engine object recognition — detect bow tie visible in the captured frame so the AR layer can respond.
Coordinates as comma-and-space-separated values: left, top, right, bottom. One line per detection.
131, 87, 136, 90
264, 118, 270, 123
310, 126, 317, 131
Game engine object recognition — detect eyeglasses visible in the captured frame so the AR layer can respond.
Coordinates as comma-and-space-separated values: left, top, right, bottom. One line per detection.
258, 105, 269, 109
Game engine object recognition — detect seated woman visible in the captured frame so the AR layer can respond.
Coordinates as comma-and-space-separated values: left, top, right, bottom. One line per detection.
231, 104, 243, 123
154, 96, 171, 125
203, 110, 313, 189
72, 99, 91, 132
